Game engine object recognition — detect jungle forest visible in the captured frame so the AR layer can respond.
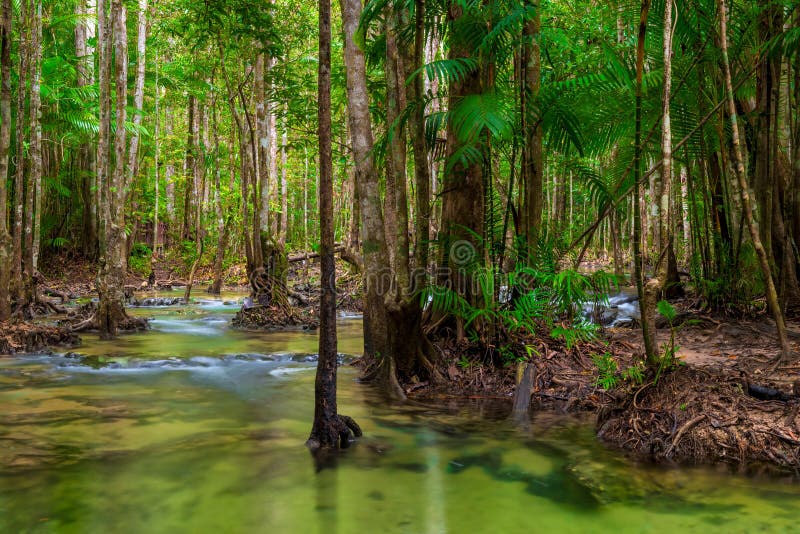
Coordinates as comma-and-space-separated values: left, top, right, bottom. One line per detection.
1, 0, 800, 530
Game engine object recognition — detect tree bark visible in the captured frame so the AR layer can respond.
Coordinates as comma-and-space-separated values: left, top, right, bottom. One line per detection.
96, 0, 133, 338
0, 0, 12, 320
408, 0, 431, 274
521, 0, 543, 260
11, 0, 27, 307
440, 2, 484, 301
24, 0, 43, 294
307, 0, 361, 452
385, 9, 410, 296
76, 0, 98, 259
632, 0, 657, 363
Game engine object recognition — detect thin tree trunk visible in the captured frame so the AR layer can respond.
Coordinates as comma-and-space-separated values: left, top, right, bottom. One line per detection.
76, 0, 97, 259
521, 0, 543, 261
0, 0, 12, 320
279, 112, 288, 244
29, 0, 42, 273
210, 96, 227, 295
11, 0, 27, 306
256, 53, 269, 244
25, 0, 43, 286
307, 0, 361, 452
153, 52, 160, 255
642, 0, 675, 362
409, 0, 431, 274
632, 0, 657, 363
126, 0, 148, 186
719, 0, 792, 361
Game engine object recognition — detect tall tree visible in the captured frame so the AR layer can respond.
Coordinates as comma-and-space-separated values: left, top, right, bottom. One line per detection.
718, 0, 792, 361
632, 0, 655, 363
0, 0, 12, 320
307, 0, 361, 452
641, 0, 674, 359
521, 0, 543, 260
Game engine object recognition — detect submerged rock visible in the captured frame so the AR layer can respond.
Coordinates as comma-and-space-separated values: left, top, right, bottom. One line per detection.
130, 297, 185, 307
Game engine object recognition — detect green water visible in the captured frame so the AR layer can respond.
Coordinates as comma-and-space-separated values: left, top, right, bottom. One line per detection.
0, 292, 798, 533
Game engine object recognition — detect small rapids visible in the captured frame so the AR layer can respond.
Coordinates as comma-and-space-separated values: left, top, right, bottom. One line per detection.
583, 290, 641, 328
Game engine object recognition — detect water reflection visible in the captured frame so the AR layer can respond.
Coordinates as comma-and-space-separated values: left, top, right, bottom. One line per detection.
0, 293, 798, 532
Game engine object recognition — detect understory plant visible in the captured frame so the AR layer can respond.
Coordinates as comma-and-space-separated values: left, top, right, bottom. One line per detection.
422, 236, 616, 365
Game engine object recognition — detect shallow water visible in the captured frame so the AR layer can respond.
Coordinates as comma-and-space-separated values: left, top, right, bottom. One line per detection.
0, 291, 798, 533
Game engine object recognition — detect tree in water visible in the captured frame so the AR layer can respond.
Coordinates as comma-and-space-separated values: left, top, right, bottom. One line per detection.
84, 0, 146, 338
306, 0, 361, 453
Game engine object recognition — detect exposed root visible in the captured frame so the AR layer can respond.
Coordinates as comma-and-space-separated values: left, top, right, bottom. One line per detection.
306, 413, 363, 453
598, 366, 800, 473
231, 304, 318, 331
0, 320, 80, 354
60, 302, 149, 334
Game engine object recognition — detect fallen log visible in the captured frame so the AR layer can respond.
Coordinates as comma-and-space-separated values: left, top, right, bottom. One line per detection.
288, 245, 344, 263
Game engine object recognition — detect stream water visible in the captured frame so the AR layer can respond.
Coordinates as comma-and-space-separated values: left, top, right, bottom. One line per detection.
0, 291, 798, 533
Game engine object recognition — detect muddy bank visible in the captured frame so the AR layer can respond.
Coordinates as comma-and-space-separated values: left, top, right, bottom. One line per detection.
0, 321, 80, 355
408, 309, 800, 475
412, 333, 632, 413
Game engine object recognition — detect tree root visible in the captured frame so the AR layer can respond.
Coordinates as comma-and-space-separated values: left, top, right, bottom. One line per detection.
306, 414, 363, 452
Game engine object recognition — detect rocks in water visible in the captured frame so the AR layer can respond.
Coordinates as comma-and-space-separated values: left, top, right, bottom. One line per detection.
231, 304, 319, 331
583, 291, 640, 328
130, 297, 184, 307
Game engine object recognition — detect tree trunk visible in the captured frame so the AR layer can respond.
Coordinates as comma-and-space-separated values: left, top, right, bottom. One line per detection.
24, 0, 43, 295
29, 0, 42, 274
279, 113, 288, 245
0, 0, 12, 320
76, 0, 97, 259
632, 0, 657, 363
408, 0, 431, 274
385, 8, 410, 295
521, 0, 543, 261
440, 2, 484, 301
307, 0, 361, 452
11, 0, 27, 307
210, 96, 227, 295
255, 53, 269, 244
96, 0, 133, 339
642, 0, 675, 364
719, 0, 792, 361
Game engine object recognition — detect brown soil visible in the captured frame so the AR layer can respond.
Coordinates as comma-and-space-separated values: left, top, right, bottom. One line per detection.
0, 321, 80, 354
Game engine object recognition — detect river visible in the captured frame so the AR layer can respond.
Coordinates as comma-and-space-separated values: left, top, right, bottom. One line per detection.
0, 292, 797, 533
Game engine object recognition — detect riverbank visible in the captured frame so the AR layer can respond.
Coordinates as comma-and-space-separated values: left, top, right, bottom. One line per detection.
412, 303, 800, 475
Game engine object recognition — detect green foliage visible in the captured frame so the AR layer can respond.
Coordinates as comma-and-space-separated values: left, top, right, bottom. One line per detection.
129, 243, 153, 277
592, 352, 618, 390
654, 299, 681, 384
550, 319, 599, 350
592, 352, 644, 391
